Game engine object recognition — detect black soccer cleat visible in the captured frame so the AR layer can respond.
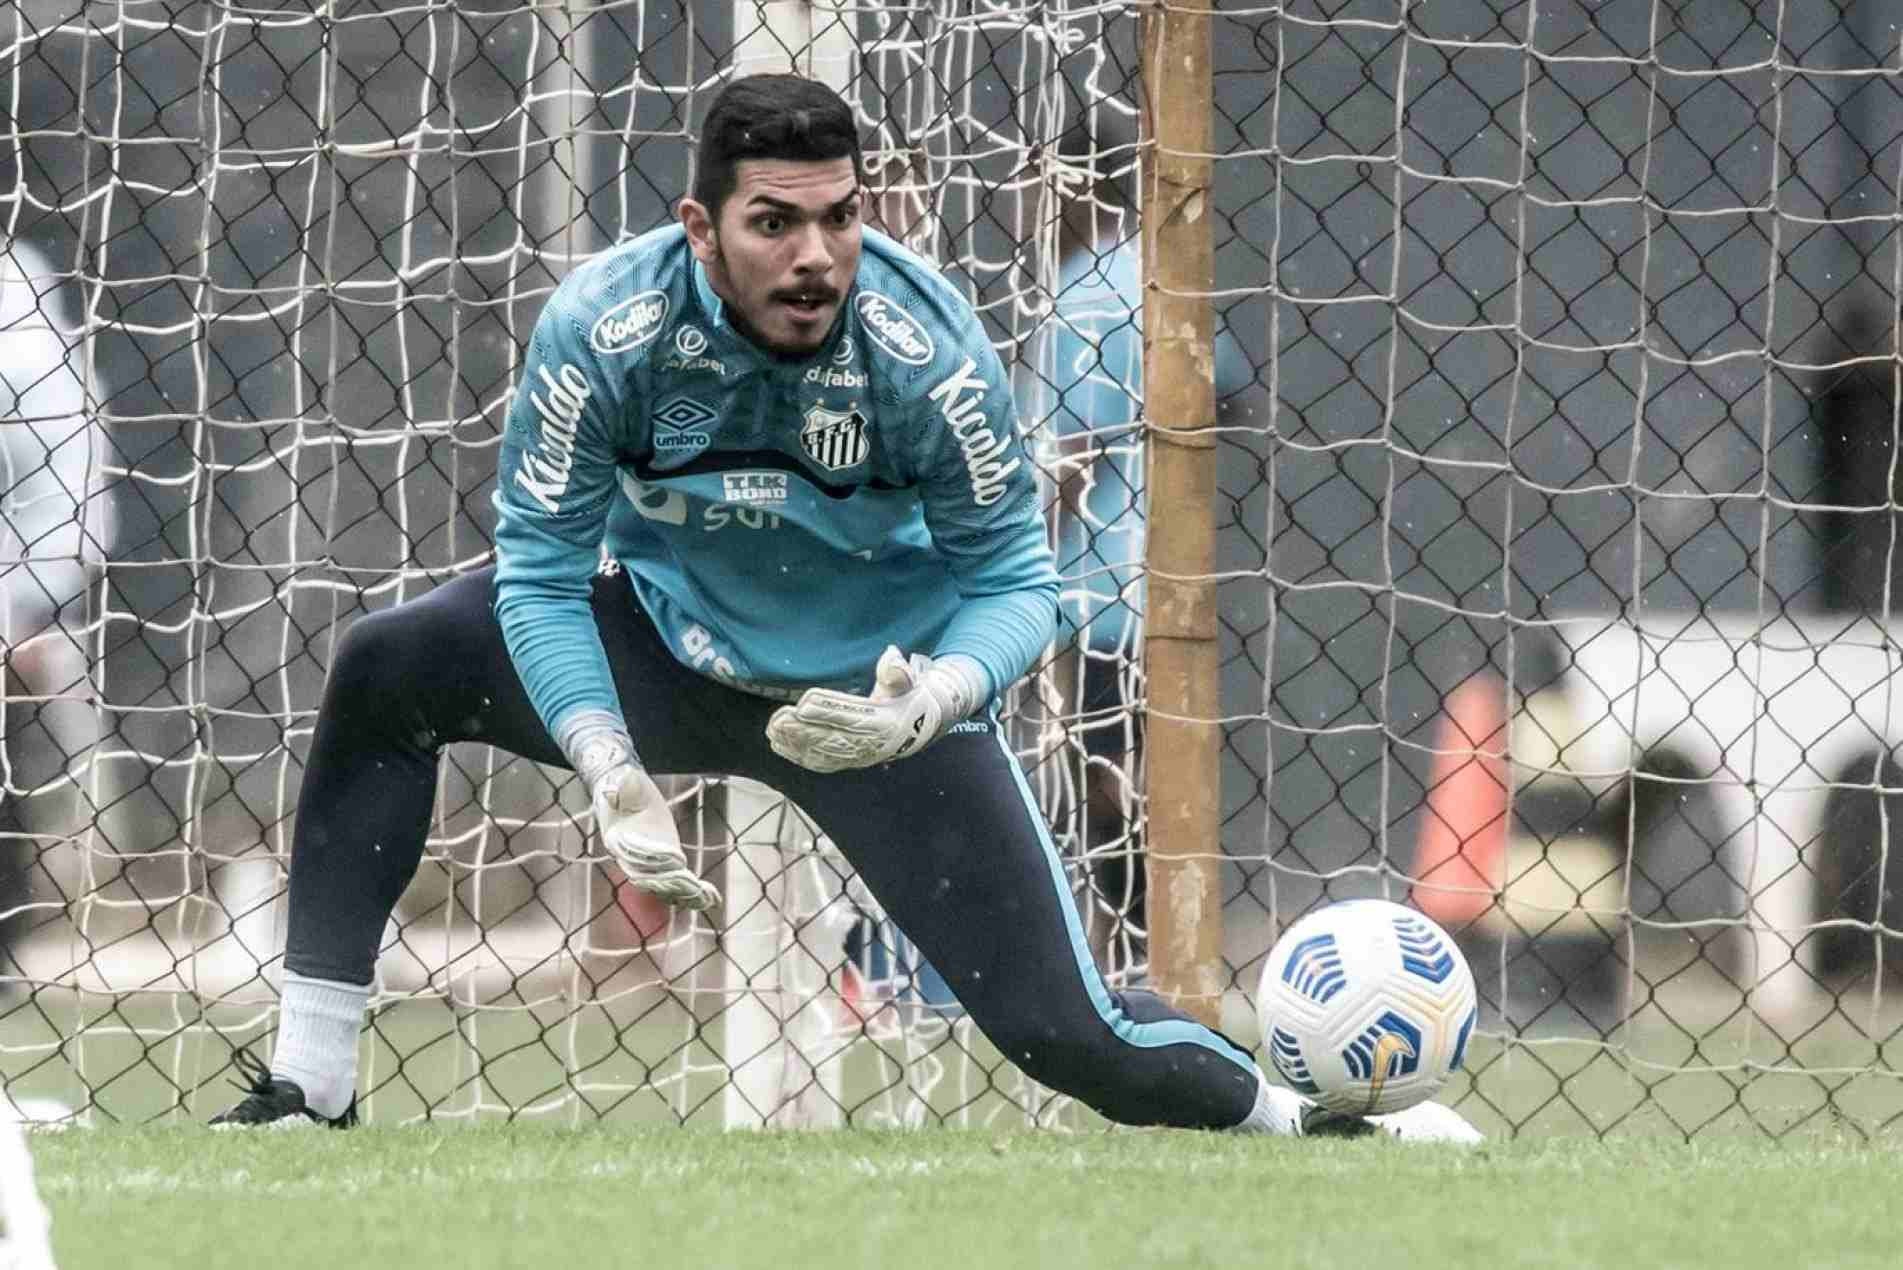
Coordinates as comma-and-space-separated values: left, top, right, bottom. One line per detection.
209, 1047, 358, 1130
1300, 1102, 1379, 1138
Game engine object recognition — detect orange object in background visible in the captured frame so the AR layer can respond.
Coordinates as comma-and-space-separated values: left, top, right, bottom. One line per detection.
1411, 674, 1509, 926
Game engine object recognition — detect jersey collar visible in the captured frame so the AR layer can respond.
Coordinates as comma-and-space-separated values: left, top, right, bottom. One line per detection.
690, 257, 730, 332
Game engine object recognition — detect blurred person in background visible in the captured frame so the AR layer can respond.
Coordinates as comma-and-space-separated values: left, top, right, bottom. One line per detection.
0, 238, 117, 996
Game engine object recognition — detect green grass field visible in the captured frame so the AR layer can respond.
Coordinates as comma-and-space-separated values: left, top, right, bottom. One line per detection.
24, 1126, 1901, 1270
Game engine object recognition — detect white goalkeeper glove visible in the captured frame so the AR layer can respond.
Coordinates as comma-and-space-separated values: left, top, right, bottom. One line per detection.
591, 763, 720, 911
766, 646, 987, 774
567, 721, 719, 912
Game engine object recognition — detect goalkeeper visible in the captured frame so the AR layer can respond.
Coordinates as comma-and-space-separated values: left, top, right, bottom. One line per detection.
210, 73, 1476, 1143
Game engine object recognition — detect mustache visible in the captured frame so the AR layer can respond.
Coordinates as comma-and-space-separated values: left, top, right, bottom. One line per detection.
770, 285, 840, 305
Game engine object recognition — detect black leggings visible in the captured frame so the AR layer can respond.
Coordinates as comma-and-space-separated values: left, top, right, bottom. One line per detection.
286, 566, 1258, 1128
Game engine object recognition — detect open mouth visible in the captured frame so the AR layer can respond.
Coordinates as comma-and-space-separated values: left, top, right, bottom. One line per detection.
776, 289, 835, 319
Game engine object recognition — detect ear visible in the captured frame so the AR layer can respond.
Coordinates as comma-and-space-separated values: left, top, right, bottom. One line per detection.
678, 197, 718, 264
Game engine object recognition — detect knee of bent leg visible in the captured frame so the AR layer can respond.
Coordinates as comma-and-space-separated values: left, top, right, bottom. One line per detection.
328, 607, 428, 707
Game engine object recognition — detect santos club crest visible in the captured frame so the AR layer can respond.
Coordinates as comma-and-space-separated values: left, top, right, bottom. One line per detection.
801, 403, 869, 471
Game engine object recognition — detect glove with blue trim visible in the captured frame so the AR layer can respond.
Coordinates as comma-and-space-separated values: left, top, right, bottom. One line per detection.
767, 646, 986, 774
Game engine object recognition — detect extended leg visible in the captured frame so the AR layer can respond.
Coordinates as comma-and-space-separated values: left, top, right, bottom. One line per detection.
731, 710, 1261, 1130
767, 724, 1476, 1140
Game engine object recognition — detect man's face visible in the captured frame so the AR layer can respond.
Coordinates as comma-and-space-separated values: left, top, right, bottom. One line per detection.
681, 158, 863, 358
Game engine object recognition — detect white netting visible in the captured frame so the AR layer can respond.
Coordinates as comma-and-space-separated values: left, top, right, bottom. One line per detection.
12, 0, 1903, 1139
1218, 0, 1903, 1138
0, 0, 1147, 1127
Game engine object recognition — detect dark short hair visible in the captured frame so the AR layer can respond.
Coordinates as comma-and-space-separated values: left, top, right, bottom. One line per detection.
692, 74, 865, 216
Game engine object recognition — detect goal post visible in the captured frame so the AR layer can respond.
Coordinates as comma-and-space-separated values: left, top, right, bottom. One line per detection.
716, 0, 861, 1133
1138, 0, 1223, 1029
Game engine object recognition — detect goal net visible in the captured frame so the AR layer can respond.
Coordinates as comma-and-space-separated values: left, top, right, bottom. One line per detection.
3, 0, 1903, 1138
0, 0, 1148, 1129
1215, 0, 1903, 1139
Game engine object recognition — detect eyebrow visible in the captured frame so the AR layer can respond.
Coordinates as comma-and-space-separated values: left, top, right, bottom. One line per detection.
745, 191, 863, 214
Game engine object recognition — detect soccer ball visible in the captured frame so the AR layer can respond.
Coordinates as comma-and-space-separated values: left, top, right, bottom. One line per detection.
1256, 899, 1478, 1117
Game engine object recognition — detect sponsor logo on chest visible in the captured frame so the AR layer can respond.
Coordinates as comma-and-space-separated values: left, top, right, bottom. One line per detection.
804, 331, 867, 388
659, 324, 727, 374
855, 291, 935, 366
618, 471, 688, 525
927, 357, 1021, 507
800, 403, 870, 471
590, 290, 669, 353
662, 354, 727, 374
514, 362, 591, 513
722, 472, 789, 504
803, 363, 867, 389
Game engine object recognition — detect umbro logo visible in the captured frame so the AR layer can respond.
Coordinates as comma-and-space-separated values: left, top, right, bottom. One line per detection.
653, 395, 715, 453
653, 396, 717, 431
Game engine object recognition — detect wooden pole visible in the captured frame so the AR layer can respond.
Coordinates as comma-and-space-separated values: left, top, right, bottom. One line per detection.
1140, 0, 1222, 1027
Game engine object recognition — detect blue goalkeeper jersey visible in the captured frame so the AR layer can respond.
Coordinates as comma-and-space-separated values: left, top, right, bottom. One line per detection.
491, 224, 1060, 743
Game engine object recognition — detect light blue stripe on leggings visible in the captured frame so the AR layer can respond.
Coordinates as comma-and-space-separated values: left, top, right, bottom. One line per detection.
986, 716, 1257, 1074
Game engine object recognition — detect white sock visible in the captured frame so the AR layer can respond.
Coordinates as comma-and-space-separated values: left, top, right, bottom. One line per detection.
272, 972, 371, 1120
1234, 1069, 1309, 1136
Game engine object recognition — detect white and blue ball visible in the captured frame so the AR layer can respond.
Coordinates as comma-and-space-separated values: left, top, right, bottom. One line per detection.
1255, 899, 1478, 1117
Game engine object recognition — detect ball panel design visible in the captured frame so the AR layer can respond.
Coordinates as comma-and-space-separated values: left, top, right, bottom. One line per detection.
1268, 1025, 1320, 1094
1392, 913, 1458, 984
1449, 1004, 1477, 1073
1340, 1010, 1422, 1082
1280, 931, 1348, 1006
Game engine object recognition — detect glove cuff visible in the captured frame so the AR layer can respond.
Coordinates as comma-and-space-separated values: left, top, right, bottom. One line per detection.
926, 654, 990, 723
555, 709, 641, 793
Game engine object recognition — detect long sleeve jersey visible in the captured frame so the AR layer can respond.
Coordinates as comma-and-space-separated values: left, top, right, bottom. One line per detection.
491, 224, 1060, 746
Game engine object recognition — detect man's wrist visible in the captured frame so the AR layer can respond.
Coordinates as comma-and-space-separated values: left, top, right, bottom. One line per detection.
555, 709, 640, 792
926, 654, 990, 723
